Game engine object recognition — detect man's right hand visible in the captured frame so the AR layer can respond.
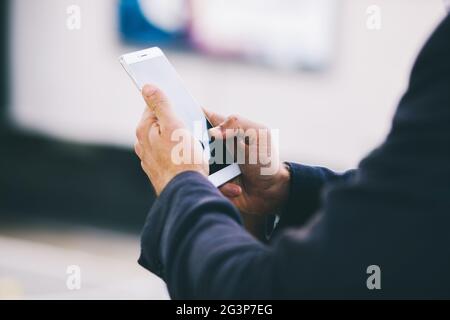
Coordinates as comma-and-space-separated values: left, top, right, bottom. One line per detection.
205, 110, 291, 218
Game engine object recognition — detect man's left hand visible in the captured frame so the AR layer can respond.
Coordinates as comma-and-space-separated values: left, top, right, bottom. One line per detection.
134, 84, 209, 196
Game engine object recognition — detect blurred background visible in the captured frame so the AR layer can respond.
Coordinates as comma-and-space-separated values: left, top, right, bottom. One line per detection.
0, 0, 447, 299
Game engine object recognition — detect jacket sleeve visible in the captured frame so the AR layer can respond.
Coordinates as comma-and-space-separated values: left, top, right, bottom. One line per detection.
138, 14, 450, 299
274, 163, 355, 232
137, 170, 374, 299
136, 171, 375, 299
138, 171, 272, 299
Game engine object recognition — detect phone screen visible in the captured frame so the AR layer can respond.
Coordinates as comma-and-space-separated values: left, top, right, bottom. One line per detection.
206, 120, 235, 175
124, 54, 234, 176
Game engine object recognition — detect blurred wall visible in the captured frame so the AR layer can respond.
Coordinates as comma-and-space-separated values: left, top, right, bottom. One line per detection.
0, 1, 9, 123
11, 0, 447, 170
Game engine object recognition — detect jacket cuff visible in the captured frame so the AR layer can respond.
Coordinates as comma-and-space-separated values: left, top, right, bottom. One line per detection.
138, 171, 205, 278
274, 163, 332, 233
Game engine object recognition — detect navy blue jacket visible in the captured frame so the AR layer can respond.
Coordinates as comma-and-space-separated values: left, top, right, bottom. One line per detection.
138, 14, 450, 299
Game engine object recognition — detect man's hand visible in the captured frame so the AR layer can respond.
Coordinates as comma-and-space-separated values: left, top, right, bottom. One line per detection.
135, 85, 209, 196
205, 110, 291, 217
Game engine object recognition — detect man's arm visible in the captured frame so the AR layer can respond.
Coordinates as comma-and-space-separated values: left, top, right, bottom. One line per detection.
136, 167, 409, 299
137, 14, 450, 299
138, 172, 272, 298
139, 171, 339, 299
274, 163, 355, 233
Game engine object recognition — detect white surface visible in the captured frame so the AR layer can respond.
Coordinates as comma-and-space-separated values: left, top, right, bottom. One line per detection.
0, 226, 169, 300
10, 0, 447, 170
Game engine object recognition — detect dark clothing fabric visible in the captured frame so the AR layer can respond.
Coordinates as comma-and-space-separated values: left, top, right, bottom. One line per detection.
138, 14, 450, 299
275, 164, 355, 234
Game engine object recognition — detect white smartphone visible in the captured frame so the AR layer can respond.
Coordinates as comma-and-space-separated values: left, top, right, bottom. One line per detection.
119, 47, 241, 187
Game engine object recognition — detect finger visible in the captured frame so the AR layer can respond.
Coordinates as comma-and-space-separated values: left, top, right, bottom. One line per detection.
219, 183, 242, 198
134, 141, 143, 159
203, 108, 226, 127
136, 109, 158, 148
208, 115, 245, 141
142, 84, 175, 123
140, 106, 157, 124
149, 121, 161, 142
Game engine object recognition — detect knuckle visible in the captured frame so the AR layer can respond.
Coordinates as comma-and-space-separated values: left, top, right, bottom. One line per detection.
140, 160, 149, 171
152, 87, 163, 96
148, 89, 165, 103
136, 123, 146, 141
134, 142, 141, 155
228, 114, 240, 123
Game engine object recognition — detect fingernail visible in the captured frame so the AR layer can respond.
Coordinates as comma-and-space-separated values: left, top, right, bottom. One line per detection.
143, 85, 156, 97
231, 185, 241, 195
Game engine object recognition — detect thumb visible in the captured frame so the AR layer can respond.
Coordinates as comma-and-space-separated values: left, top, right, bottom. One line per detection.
142, 84, 175, 123
219, 183, 242, 198
208, 115, 246, 141
203, 108, 226, 127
